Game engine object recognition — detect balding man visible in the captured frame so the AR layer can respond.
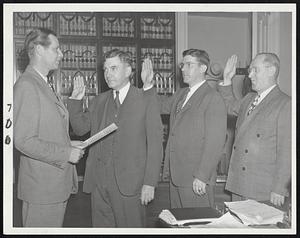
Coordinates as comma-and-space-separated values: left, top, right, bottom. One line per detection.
218, 53, 291, 207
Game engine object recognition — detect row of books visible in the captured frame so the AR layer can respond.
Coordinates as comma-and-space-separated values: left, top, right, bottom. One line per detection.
154, 72, 176, 95
140, 18, 173, 39
59, 15, 96, 36
59, 70, 98, 96
141, 48, 173, 70
14, 13, 54, 36
102, 17, 135, 38
60, 44, 97, 69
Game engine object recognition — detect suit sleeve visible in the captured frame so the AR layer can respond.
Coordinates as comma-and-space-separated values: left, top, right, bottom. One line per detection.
144, 86, 177, 114
193, 93, 227, 183
143, 93, 164, 187
217, 83, 242, 117
68, 98, 93, 136
13, 81, 72, 170
272, 99, 291, 196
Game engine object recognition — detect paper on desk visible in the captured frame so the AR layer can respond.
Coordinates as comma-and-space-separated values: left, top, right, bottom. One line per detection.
189, 212, 249, 228
80, 123, 118, 149
159, 209, 218, 226
224, 199, 284, 226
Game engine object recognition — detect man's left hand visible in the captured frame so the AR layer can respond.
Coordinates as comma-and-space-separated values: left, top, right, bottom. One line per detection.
140, 185, 155, 205
270, 192, 285, 207
193, 178, 207, 196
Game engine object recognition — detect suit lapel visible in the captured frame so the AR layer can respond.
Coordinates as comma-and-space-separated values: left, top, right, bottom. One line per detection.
97, 91, 112, 132
171, 82, 209, 131
235, 86, 280, 140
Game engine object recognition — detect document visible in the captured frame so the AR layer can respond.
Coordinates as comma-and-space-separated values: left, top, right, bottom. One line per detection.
189, 212, 250, 228
80, 123, 118, 149
159, 207, 221, 226
224, 199, 284, 226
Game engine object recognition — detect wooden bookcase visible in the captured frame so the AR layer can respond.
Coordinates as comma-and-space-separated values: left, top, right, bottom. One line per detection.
13, 11, 176, 181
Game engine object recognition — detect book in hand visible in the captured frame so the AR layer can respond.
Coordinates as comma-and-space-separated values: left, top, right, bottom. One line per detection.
80, 123, 118, 149
158, 207, 221, 226
224, 199, 284, 226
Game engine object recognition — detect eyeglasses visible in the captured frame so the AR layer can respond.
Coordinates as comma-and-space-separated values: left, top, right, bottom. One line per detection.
179, 62, 200, 70
247, 67, 258, 74
247, 64, 273, 75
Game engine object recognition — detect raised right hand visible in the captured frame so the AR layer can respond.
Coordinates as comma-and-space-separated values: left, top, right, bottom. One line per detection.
71, 76, 85, 100
141, 57, 154, 88
223, 55, 238, 85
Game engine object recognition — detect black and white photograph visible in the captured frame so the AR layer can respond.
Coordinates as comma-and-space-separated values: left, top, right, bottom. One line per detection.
3, 3, 296, 235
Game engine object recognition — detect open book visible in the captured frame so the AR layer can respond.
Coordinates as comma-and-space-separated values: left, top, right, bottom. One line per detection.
224, 199, 284, 226
159, 207, 221, 226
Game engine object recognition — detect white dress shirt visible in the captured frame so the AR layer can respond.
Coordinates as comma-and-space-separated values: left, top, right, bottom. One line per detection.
255, 84, 277, 106
182, 80, 206, 107
113, 82, 130, 105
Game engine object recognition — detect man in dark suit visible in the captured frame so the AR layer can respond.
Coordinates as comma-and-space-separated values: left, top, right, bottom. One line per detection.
68, 49, 163, 227
13, 28, 85, 227
142, 49, 227, 208
218, 53, 291, 207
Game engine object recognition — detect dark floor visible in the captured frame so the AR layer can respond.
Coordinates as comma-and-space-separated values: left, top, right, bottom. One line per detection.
13, 181, 230, 227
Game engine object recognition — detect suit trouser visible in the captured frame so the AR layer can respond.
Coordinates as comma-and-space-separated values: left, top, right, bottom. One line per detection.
91, 159, 146, 227
170, 179, 215, 209
22, 200, 67, 227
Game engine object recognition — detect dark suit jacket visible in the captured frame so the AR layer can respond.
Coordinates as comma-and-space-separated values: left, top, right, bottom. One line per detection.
68, 85, 163, 196
218, 84, 291, 200
13, 65, 78, 204
160, 81, 227, 187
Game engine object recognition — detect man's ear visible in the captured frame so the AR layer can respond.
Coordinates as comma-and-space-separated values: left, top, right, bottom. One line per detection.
267, 65, 276, 77
35, 45, 44, 57
199, 64, 207, 73
125, 65, 132, 78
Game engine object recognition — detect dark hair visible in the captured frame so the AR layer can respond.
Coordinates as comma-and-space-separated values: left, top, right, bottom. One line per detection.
257, 52, 280, 79
182, 48, 210, 71
24, 27, 57, 58
103, 49, 132, 68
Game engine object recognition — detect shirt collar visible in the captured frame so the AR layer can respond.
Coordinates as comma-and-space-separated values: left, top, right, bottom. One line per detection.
258, 84, 277, 100
113, 82, 130, 104
33, 67, 48, 83
189, 80, 206, 94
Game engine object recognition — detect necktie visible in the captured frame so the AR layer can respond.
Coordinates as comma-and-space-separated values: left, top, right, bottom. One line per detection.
176, 87, 190, 114
114, 90, 121, 109
247, 94, 260, 116
48, 83, 60, 101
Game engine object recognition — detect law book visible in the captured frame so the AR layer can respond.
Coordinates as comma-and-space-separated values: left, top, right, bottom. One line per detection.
159, 207, 221, 226
80, 123, 118, 149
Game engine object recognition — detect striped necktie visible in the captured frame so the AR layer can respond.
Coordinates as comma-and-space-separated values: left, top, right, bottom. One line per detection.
114, 90, 121, 109
48, 83, 60, 101
247, 94, 260, 116
176, 87, 190, 114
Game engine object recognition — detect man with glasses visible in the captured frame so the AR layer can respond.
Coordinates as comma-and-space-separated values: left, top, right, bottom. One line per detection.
218, 53, 291, 207
68, 49, 163, 227
13, 28, 85, 227
142, 48, 227, 208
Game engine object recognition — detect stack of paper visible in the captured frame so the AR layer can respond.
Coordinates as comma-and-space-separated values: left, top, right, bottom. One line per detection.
224, 199, 284, 226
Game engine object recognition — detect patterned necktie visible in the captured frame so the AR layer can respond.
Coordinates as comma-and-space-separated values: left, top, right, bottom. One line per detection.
48, 83, 60, 101
114, 90, 121, 109
247, 94, 260, 116
176, 87, 190, 114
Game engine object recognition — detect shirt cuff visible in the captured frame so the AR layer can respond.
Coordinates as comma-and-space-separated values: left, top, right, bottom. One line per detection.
143, 84, 154, 91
